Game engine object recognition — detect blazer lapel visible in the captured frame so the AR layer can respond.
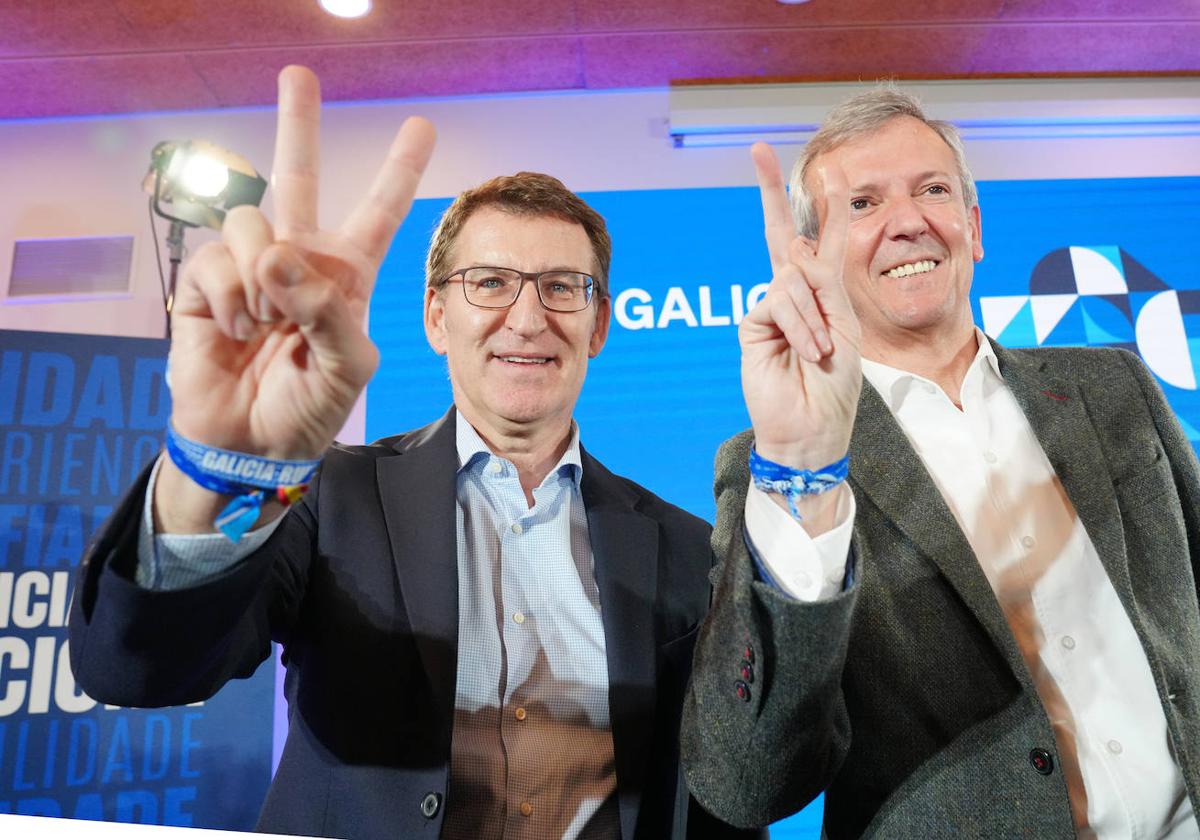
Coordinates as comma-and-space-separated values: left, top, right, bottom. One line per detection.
994, 343, 1135, 609
581, 448, 659, 840
377, 408, 461, 722
850, 382, 1030, 678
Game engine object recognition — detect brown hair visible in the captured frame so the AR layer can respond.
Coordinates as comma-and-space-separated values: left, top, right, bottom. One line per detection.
425, 172, 612, 300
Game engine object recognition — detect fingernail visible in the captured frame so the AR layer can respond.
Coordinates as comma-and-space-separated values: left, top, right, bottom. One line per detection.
234, 312, 256, 341
817, 330, 832, 354
258, 293, 277, 323
806, 340, 820, 362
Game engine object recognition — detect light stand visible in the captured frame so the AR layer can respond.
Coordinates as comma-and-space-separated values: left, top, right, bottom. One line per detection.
143, 140, 267, 337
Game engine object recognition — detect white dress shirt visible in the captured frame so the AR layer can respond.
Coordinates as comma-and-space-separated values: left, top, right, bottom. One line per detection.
748, 331, 1197, 839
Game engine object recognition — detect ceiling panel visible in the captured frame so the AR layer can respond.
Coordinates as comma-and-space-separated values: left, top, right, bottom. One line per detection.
113, 0, 580, 52
0, 1, 137, 58
996, 0, 1200, 19
581, 21, 1200, 89
0, 54, 219, 119
0, 0, 1196, 119
576, 0, 1013, 31
193, 38, 585, 108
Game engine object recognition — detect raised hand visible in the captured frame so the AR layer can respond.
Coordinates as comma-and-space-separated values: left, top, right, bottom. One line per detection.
156, 66, 435, 532
739, 142, 862, 482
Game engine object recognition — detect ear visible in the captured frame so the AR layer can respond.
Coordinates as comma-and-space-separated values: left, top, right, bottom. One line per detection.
970, 203, 984, 263
424, 286, 448, 356
588, 295, 611, 358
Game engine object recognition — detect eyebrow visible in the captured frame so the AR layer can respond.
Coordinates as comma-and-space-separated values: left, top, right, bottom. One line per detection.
850, 170, 956, 193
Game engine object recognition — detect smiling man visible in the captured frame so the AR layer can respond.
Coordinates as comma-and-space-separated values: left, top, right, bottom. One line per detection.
682, 86, 1200, 838
69, 66, 752, 840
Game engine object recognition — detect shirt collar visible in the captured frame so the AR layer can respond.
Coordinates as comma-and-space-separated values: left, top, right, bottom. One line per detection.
455, 414, 584, 488
861, 327, 1001, 413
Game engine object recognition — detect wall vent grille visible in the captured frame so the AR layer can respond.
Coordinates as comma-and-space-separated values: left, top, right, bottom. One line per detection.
7, 236, 134, 300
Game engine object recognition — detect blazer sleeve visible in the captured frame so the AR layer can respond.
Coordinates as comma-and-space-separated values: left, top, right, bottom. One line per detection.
68, 460, 316, 708
680, 429, 858, 828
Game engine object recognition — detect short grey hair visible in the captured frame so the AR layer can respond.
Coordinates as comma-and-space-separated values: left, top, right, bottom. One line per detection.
788, 84, 978, 238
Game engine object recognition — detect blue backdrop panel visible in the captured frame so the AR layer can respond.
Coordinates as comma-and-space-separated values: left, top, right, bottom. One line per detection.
368, 175, 1200, 838
0, 330, 274, 830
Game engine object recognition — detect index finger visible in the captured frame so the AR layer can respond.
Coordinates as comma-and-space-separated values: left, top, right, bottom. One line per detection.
813, 163, 850, 269
271, 65, 322, 237
339, 116, 436, 266
750, 142, 796, 275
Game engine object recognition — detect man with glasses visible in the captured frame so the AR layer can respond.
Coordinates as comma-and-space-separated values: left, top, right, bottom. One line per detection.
70, 66, 748, 840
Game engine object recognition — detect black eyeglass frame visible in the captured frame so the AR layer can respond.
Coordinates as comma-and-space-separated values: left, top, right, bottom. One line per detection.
438, 266, 596, 313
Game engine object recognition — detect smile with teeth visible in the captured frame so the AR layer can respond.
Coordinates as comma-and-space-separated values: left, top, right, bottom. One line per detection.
497, 355, 551, 364
885, 259, 938, 279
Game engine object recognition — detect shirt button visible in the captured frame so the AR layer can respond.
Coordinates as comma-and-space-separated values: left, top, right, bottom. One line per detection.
983, 451, 998, 464
923, 383, 937, 395
511, 523, 523, 535
513, 611, 525, 625
1061, 636, 1076, 650
520, 802, 533, 817
1107, 739, 1123, 755
515, 707, 527, 721
488, 461, 502, 475
1021, 535, 1035, 549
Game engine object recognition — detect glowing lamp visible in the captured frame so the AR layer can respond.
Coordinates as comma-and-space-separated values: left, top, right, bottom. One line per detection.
319, 0, 372, 19
143, 140, 267, 231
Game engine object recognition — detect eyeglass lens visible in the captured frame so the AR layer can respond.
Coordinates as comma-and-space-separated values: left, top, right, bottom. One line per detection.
461, 268, 592, 311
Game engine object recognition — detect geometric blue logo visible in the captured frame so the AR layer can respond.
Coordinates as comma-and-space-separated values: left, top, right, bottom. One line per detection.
980, 246, 1200, 391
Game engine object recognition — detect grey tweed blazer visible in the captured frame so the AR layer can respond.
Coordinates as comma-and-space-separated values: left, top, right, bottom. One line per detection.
682, 343, 1200, 838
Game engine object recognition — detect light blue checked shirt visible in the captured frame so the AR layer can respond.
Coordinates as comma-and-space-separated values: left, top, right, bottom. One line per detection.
137, 418, 619, 839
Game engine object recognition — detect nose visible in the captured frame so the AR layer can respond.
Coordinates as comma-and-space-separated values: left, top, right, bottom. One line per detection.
504, 278, 548, 336
882, 195, 928, 240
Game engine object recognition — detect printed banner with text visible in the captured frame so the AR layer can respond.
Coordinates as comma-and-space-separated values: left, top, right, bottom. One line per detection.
0, 330, 274, 829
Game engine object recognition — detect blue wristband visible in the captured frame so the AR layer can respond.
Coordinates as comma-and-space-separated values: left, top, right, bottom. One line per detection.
748, 446, 849, 521
164, 424, 321, 542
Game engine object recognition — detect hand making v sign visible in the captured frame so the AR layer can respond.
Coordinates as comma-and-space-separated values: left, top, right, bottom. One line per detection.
738, 142, 863, 533
155, 66, 436, 534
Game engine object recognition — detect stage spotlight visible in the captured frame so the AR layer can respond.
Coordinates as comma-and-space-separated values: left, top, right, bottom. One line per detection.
142, 140, 267, 335
144, 140, 266, 231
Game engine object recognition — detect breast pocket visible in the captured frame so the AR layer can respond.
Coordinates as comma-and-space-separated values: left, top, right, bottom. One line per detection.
1112, 447, 1175, 514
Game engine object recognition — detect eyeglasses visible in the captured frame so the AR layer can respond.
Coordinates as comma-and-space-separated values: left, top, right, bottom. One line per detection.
440, 266, 595, 313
